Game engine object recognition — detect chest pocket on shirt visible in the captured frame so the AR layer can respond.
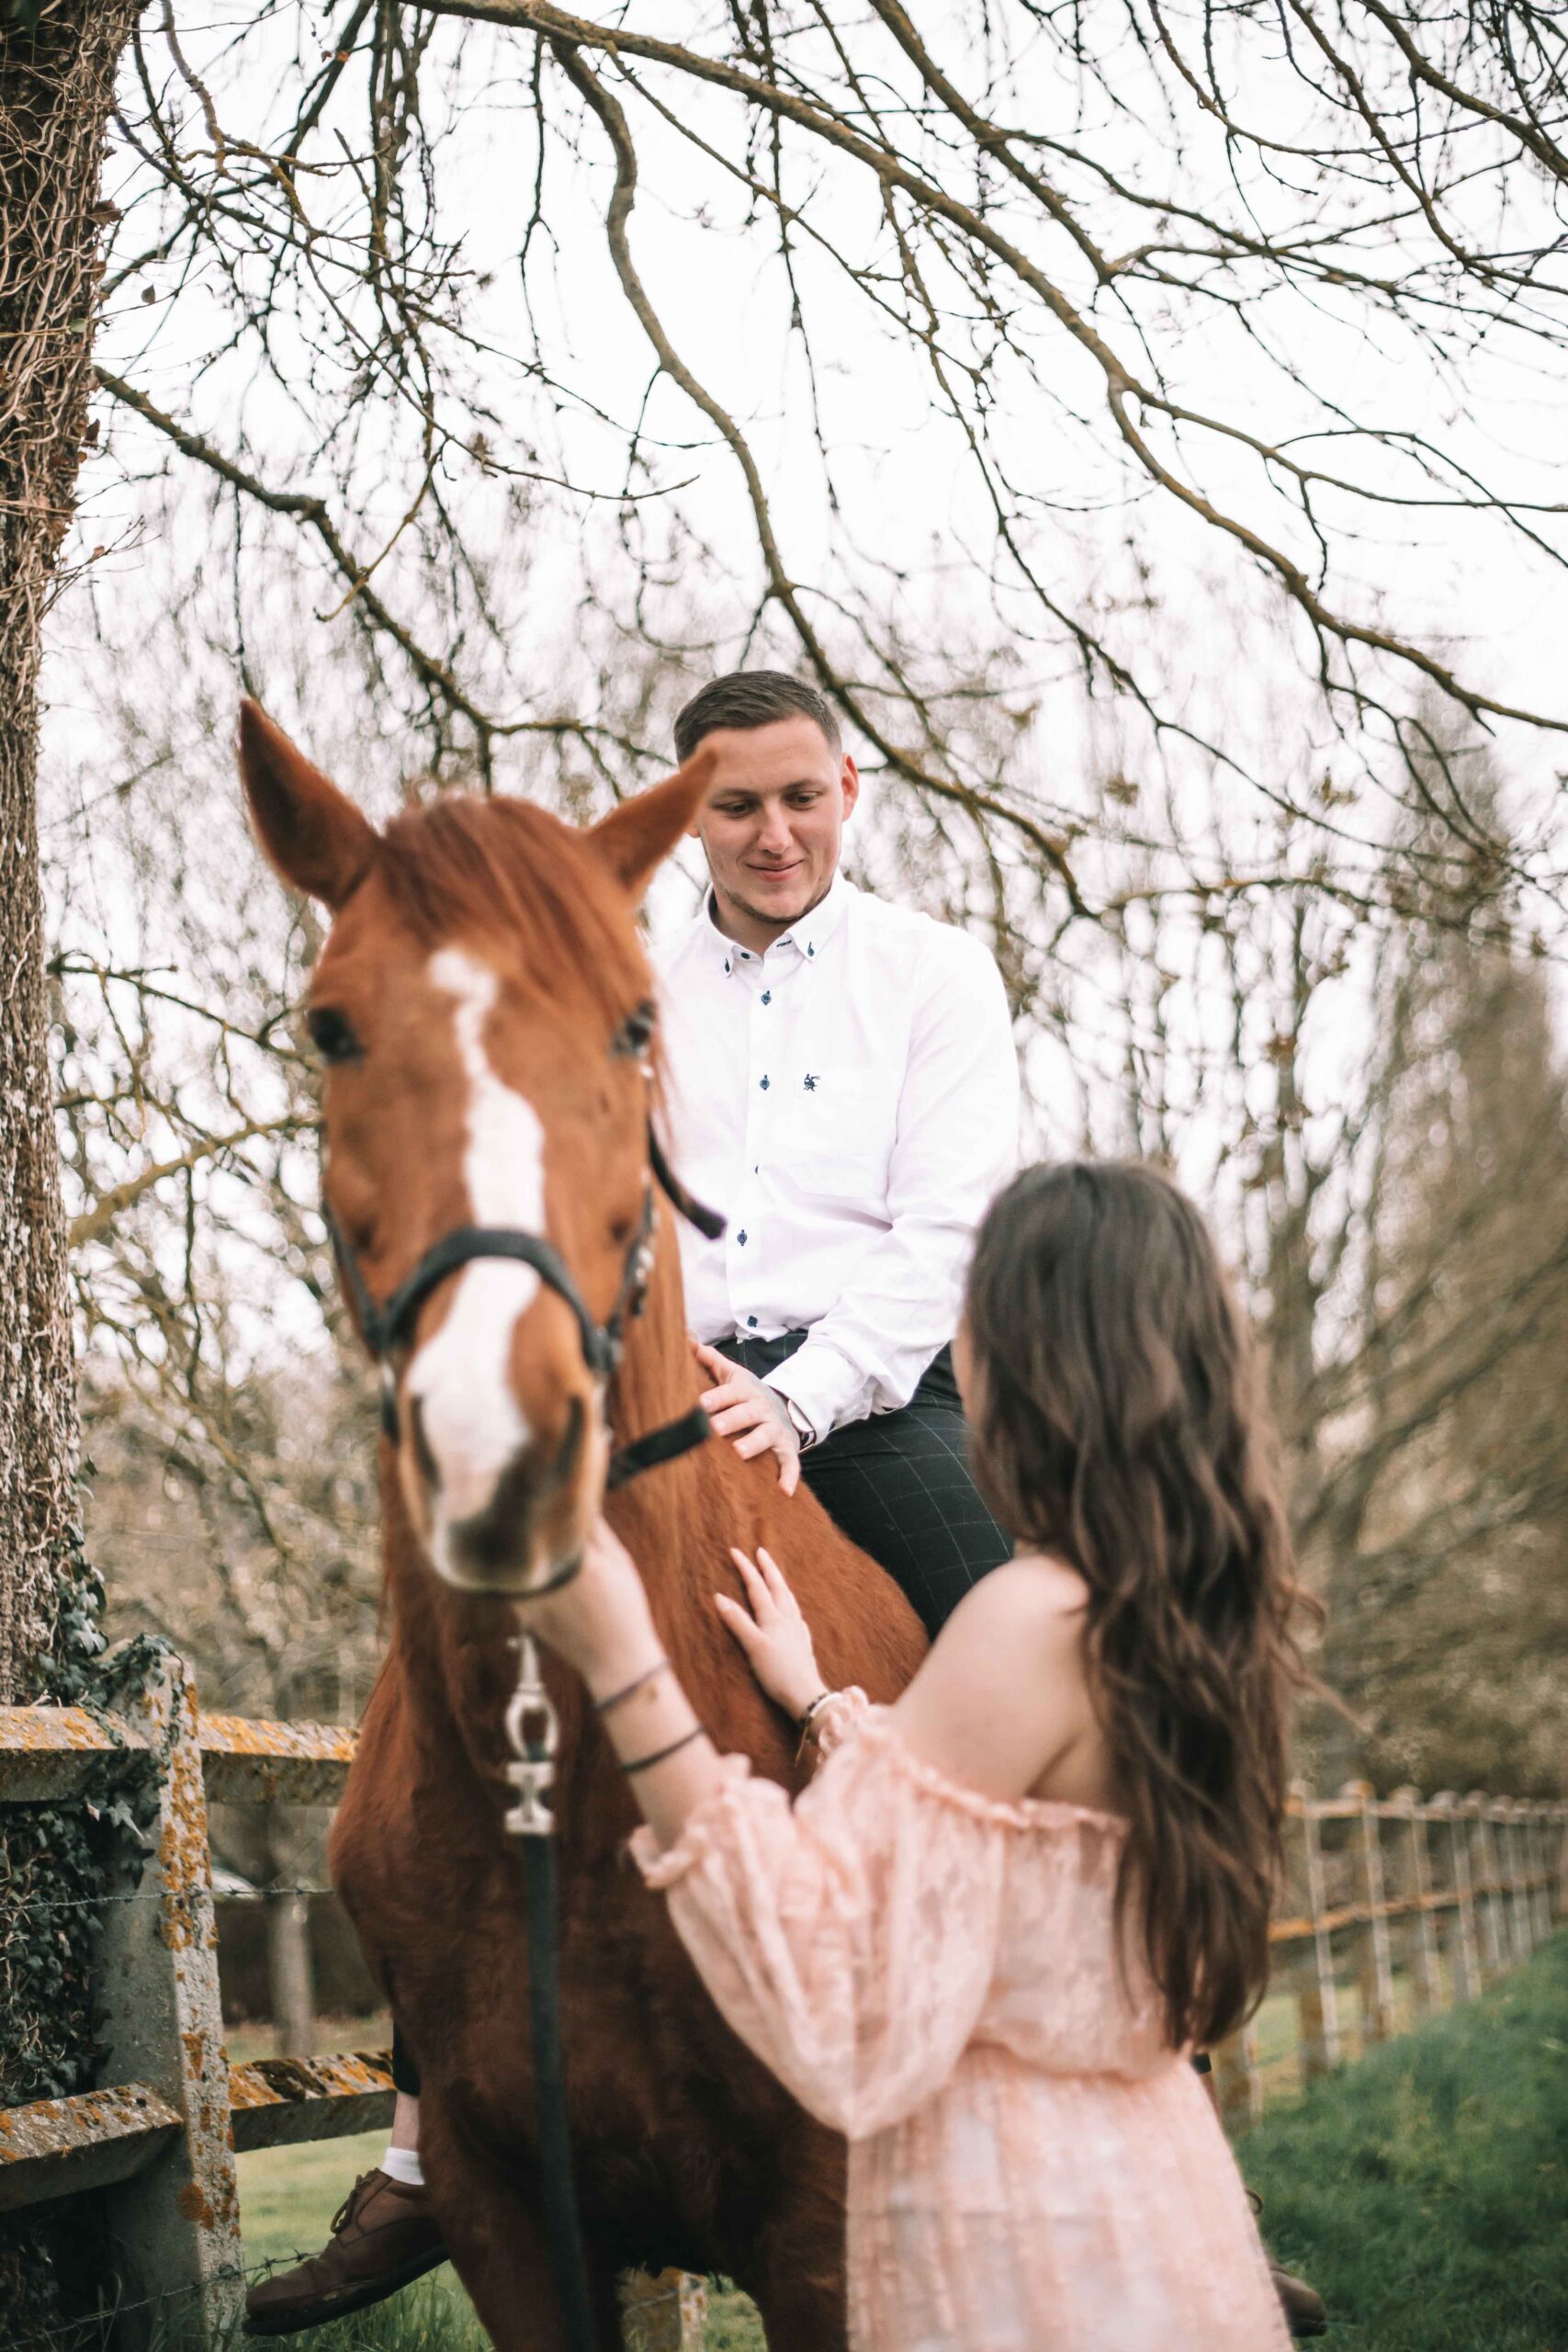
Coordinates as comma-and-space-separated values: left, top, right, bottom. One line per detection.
785, 1065, 896, 1213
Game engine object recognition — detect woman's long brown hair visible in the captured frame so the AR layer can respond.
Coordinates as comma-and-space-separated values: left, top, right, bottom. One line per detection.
964, 1161, 1313, 2051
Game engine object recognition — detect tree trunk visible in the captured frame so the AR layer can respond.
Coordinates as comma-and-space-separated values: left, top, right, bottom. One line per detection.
1, 8, 145, 2336
0, 0, 142, 1702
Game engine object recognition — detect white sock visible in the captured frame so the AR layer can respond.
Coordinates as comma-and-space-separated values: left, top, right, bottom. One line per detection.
380, 2144, 425, 2188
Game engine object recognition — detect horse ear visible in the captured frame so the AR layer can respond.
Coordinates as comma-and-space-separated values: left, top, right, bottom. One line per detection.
237, 699, 378, 909
586, 746, 717, 902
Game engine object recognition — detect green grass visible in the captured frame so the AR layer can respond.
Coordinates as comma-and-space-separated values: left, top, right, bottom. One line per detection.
1237, 1930, 1568, 2351
230, 1935, 1568, 2349
236, 2128, 764, 2351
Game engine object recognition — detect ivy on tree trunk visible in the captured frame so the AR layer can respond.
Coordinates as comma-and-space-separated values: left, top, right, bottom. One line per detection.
0, 0, 140, 1701
1, 4, 150, 2337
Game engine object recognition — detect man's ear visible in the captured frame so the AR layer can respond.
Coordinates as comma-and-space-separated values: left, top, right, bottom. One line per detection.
237, 699, 378, 909
586, 745, 717, 903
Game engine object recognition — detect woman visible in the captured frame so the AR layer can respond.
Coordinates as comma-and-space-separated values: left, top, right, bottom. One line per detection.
520, 1161, 1310, 2349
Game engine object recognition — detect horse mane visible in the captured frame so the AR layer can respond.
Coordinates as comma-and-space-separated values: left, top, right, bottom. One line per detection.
376, 794, 652, 1043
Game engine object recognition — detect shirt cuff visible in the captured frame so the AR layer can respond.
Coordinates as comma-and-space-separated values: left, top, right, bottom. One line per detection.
763, 1340, 866, 1442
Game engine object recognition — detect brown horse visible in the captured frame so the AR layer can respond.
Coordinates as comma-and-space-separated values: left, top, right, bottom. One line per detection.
237, 703, 928, 2351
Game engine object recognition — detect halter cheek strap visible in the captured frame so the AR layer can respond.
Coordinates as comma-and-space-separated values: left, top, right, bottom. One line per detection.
322, 1125, 723, 1493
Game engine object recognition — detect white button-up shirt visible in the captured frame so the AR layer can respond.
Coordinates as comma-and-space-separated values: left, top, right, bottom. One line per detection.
651, 872, 1020, 1439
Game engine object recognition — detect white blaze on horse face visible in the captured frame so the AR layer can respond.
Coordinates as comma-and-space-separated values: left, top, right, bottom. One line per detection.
405, 946, 545, 1570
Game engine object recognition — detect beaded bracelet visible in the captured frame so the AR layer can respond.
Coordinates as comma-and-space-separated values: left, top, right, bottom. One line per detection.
795, 1689, 835, 1736
795, 1688, 837, 1763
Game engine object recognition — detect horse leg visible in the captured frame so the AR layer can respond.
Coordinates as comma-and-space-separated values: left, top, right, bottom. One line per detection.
740, 2143, 852, 2352
420, 2116, 622, 2352
749, 2251, 850, 2352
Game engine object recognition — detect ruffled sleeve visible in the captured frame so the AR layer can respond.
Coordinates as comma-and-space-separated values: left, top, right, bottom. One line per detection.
630, 1702, 1010, 2139
807, 1684, 870, 1760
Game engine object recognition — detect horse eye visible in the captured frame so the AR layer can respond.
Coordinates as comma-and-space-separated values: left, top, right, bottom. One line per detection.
613, 1001, 657, 1058
308, 1006, 364, 1065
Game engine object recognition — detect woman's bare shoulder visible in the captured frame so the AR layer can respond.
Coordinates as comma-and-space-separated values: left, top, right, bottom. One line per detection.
945, 1552, 1090, 1644
886, 1553, 1096, 1805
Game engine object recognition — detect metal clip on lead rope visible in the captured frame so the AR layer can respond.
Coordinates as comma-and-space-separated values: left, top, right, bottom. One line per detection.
502, 1633, 597, 2352
504, 1634, 559, 1838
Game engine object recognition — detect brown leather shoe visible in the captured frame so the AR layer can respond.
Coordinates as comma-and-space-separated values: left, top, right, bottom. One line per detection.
1269, 2260, 1328, 2337
244, 2169, 448, 2335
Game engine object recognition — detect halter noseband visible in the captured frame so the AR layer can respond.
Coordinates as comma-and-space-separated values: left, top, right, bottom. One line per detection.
322, 1000, 725, 1501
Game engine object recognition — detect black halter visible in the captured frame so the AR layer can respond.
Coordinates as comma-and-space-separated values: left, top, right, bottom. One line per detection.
321, 1002, 725, 1498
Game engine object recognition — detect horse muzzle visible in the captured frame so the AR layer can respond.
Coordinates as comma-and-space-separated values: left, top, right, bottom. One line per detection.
400, 1387, 606, 1597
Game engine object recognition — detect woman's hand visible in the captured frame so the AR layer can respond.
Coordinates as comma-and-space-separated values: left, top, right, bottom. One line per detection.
716, 1547, 827, 1724
513, 1515, 660, 1698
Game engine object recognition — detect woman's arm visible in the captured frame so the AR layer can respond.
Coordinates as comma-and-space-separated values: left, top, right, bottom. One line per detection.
515, 1518, 729, 1850
514, 1518, 1024, 2137
521, 1522, 1097, 1857
715, 1535, 1099, 1809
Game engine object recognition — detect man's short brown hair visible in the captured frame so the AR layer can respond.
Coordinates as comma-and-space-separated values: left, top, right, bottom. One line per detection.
673, 670, 842, 764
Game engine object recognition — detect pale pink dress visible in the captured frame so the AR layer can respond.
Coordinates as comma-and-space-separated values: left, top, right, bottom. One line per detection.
633, 1690, 1290, 2352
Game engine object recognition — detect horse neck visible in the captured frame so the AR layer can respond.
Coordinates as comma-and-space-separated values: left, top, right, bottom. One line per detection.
602, 1216, 775, 1719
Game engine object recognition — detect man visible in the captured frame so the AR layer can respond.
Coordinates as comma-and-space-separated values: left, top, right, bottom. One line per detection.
659, 669, 1021, 1631
246, 671, 1020, 2335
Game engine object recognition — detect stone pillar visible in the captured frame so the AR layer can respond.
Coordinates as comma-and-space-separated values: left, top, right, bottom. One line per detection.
620, 2267, 708, 2350
97, 1652, 243, 2345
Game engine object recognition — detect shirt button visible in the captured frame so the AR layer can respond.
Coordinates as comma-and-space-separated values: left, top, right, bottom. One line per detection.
738, 1230, 748, 1245
747, 1315, 759, 1328
759, 1075, 770, 1090
761, 990, 772, 1005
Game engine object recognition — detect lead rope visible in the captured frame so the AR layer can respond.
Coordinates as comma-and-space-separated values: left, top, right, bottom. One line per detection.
505, 1634, 599, 2352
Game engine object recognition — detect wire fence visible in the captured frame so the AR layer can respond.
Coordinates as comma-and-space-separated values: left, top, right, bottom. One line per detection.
10, 1880, 338, 1918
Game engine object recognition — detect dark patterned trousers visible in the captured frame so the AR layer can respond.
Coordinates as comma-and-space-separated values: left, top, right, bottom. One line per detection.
714, 1329, 1012, 1639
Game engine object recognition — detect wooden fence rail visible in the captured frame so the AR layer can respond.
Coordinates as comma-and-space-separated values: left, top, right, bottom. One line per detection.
3, 1650, 1565, 2348
1208, 1780, 1568, 2128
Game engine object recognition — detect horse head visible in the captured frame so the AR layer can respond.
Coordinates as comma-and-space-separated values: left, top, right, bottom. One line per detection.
237, 699, 714, 1598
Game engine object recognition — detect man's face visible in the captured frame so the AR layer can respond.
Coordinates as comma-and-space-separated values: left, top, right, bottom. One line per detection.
691, 715, 859, 938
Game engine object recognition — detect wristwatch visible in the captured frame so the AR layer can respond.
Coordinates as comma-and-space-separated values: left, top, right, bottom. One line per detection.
782, 1395, 819, 1453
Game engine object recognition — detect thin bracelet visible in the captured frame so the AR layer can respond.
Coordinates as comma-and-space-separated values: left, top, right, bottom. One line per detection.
795, 1689, 837, 1765
795, 1689, 835, 1736
621, 1724, 707, 1776
592, 1657, 671, 1718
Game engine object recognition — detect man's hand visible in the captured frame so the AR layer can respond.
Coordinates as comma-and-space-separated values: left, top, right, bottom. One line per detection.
693, 1340, 802, 1496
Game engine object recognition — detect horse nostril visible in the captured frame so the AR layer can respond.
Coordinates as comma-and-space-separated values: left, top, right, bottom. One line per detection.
409, 1394, 441, 1494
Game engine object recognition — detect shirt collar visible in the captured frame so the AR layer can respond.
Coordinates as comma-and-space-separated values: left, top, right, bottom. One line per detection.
698, 870, 852, 978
